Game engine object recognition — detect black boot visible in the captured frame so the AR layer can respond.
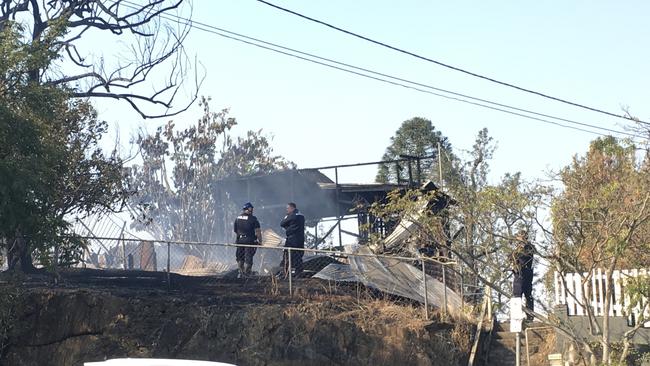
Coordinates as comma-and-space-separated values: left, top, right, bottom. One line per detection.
244, 263, 252, 277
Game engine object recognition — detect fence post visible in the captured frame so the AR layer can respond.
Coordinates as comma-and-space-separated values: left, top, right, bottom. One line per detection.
487, 286, 493, 321
516, 330, 521, 366
442, 264, 448, 319
288, 248, 293, 297
166, 241, 171, 291
421, 258, 429, 320
460, 263, 465, 311
117, 221, 126, 269
121, 233, 127, 270
53, 243, 59, 286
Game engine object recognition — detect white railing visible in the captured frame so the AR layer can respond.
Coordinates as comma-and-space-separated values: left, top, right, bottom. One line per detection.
554, 269, 650, 326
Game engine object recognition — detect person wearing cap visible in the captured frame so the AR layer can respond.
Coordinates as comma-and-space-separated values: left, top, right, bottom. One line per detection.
280, 202, 305, 278
234, 202, 262, 278
511, 229, 535, 317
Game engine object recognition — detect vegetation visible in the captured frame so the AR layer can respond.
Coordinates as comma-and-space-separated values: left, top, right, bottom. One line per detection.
371, 127, 650, 365
127, 97, 294, 244
0, 23, 127, 271
376, 117, 459, 186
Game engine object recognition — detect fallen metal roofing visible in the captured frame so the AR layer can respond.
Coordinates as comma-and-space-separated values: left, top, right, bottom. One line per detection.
314, 247, 462, 312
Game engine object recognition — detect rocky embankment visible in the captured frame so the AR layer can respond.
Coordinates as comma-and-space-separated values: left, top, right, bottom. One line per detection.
0, 274, 472, 366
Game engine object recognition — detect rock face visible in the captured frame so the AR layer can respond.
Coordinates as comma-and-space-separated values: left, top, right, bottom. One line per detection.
0, 286, 472, 366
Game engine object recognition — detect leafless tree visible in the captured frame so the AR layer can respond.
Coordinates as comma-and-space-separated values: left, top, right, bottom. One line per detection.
0, 0, 201, 118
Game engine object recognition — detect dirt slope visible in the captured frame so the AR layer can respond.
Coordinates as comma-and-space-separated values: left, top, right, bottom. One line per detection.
0, 271, 473, 366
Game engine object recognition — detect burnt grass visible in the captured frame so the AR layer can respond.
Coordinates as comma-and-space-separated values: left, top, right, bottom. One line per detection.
0, 268, 473, 366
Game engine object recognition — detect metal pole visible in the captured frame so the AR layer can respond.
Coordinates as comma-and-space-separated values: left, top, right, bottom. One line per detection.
53, 243, 59, 285
437, 142, 444, 189
407, 159, 413, 187
421, 259, 429, 319
166, 242, 171, 291
121, 233, 127, 270
525, 330, 530, 366
442, 265, 448, 318
335, 167, 343, 247
487, 286, 493, 320
290, 169, 295, 202
395, 162, 401, 184
288, 248, 293, 297
515, 331, 521, 366
460, 264, 465, 310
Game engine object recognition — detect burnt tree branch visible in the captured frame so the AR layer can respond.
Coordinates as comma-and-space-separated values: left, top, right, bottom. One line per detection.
3, 0, 200, 118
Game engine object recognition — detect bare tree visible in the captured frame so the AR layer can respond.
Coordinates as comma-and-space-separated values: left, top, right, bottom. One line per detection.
0, 0, 201, 118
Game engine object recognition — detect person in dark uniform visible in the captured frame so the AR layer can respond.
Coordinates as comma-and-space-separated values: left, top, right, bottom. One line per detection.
511, 229, 535, 317
234, 202, 262, 278
280, 202, 305, 278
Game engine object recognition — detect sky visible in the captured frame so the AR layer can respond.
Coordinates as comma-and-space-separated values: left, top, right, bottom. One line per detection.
90, 0, 650, 185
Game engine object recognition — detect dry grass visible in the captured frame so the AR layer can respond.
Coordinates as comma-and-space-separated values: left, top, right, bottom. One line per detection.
528, 327, 557, 366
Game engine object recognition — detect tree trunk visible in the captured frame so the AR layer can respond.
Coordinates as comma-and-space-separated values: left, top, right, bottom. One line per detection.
602, 261, 617, 365
6, 232, 35, 273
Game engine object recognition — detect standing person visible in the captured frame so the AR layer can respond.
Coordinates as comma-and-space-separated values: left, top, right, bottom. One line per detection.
511, 229, 535, 317
280, 202, 305, 278
234, 202, 262, 278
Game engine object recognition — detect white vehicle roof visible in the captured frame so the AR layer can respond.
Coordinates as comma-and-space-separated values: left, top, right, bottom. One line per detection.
84, 359, 236, 366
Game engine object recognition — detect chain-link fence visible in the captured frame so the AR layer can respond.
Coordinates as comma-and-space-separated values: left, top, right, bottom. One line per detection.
62, 236, 478, 318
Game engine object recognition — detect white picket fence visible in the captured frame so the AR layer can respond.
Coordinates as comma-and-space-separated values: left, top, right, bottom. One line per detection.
554, 268, 650, 326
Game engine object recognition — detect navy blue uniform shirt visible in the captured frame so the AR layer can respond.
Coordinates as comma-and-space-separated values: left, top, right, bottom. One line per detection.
234, 212, 260, 244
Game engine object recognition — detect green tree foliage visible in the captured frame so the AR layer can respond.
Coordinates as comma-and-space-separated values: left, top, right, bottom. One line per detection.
0, 24, 127, 271
127, 97, 294, 246
376, 117, 459, 186
550, 136, 650, 364
551, 136, 650, 271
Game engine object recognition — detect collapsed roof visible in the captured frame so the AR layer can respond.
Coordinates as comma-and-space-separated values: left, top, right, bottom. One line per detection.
215, 169, 450, 222
214, 169, 410, 225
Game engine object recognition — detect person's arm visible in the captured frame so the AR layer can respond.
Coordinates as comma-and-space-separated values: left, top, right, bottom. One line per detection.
253, 217, 262, 244
280, 213, 292, 228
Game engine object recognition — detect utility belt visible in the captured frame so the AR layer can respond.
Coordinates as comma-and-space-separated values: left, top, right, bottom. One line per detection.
237, 234, 258, 244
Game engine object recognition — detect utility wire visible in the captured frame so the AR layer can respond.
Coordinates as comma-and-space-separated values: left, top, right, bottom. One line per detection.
120, 0, 638, 138
255, 0, 650, 126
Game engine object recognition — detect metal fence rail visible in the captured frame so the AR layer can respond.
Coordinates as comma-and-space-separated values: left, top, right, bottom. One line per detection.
61, 235, 471, 319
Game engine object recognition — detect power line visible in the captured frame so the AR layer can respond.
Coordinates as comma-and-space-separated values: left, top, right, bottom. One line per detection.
119, 0, 638, 139
255, 0, 650, 126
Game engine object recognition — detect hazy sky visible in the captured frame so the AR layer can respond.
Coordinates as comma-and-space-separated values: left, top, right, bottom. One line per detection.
92, 0, 649, 185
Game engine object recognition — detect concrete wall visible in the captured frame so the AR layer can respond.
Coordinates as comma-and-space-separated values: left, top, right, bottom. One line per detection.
553, 305, 650, 365
554, 304, 650, 344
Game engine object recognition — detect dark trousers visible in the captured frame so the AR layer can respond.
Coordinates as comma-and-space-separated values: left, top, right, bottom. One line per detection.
513, 269, 534, 312
236, 245, 257, 265
280, 248, 304, 277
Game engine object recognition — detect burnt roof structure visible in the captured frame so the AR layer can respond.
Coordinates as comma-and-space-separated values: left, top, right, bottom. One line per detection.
215, 169, 407, 225
213, 156, 453, 245
214, 158, 454, 246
